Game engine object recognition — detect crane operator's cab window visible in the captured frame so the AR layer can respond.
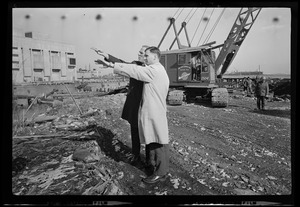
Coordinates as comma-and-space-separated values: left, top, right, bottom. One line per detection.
178, 54, 188, 65
201, 63, 208, 73
190, 51, 210, 81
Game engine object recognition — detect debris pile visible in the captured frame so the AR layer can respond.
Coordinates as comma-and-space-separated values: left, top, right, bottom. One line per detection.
12, 136, 126, 195
75, 82, 92, 92
269, 79, 290, 95
12, 86, 291, 196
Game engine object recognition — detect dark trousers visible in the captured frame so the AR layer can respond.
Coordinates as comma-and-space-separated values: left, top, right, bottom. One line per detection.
130, 125, 150, 163
257, 95, 266, 109
147, 143, 169, 176
130, 125, 140, 157
247, 86, 252, 94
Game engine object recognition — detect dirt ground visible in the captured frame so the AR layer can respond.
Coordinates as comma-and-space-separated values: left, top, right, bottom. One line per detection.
9, 87, 292, 204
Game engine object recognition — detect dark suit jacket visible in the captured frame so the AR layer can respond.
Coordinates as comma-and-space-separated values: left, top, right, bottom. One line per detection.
255, 81, 269, 97
105, 55, 144, 126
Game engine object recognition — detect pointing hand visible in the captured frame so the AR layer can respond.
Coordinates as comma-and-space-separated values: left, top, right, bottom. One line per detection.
94, 56, 112, 68
91, 47, 109, 59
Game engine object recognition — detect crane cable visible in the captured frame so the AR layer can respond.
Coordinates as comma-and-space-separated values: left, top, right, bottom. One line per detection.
203, 8, 226, 44
187, 8, 198, 24
172, 8, 181, 19
174, 8, 195, 23
171, 8, 196, 45
171, 7, 224, 46
191, 8, 207, 44
197, 8, 215, 46
183, 8, 194, 22
174, 8, 184, 20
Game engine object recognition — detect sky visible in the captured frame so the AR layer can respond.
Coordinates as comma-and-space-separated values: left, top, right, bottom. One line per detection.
12, 7, 291, 75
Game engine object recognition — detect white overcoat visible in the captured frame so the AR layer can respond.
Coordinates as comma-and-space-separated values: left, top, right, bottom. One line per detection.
113, 62, 170, 144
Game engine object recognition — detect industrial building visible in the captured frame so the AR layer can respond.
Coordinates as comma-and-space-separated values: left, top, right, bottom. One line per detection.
12, 28, 77, 84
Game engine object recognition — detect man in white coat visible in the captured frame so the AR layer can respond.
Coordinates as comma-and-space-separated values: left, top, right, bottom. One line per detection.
98, 46, 170, 184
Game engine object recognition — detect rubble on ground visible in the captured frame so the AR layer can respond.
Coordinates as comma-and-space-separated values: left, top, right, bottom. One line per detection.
12, 86, 291, 197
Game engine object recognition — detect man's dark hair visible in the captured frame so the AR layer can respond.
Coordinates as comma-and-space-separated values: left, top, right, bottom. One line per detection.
145, 46, 161, 59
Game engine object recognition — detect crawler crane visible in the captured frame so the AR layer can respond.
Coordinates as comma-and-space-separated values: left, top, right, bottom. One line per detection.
158, 8, 261, 106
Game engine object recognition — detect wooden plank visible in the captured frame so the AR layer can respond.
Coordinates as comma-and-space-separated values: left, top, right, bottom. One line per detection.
13, 133, 97, 140
13, 134, 66, 139
13, 94, 36, 99
13, 89, 59, 100
64, 84, 83, 115
29, 115, 58, 123
25, 95, 39, 115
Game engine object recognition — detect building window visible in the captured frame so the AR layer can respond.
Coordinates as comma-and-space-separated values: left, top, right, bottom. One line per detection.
34, 77, 44, 81
33, 68, 44, 82
33, 68, 43, 72
52, 69, 61, 73
178, 54, 187, 65
32, 49, 44, 69
69, 58, 76, 65
12, 47, 19, 69
12, 58, 19, 69
25, 32, 33, 38
51, 51, 61, 69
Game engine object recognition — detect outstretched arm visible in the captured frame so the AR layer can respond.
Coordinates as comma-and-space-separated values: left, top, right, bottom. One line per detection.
92, 48, 128, 64
105, 54, 127, 63
96, 57, 153, 82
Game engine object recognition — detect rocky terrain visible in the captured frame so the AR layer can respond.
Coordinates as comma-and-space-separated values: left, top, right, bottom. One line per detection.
9, 81, 292, 205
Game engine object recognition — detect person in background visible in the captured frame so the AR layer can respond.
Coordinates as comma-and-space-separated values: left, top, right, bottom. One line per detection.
97, 46, 170, 184
94, 45, 151, 170
242, 77, 247, 93
190, 53, 201, 80
254, 76, 269, 110
246, 77, 253, 96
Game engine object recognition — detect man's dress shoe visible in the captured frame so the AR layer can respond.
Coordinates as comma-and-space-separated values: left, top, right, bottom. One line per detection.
142, 174, 168, 184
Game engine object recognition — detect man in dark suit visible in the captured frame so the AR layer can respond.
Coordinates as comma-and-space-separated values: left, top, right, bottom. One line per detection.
255, 76, 269, 110
95, 45, 152, 172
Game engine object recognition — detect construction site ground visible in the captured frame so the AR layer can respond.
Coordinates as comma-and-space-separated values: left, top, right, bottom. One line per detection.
9, 86, 292, 204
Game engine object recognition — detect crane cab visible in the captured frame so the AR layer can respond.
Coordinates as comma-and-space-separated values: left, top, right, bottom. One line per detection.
160, 46, 228, 106
160, 46, 218, 89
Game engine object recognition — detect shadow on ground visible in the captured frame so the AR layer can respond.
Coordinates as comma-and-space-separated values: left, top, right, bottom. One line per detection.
250, 109, 291, 119
94, 126, 147, 172
186, 99, 215, 108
